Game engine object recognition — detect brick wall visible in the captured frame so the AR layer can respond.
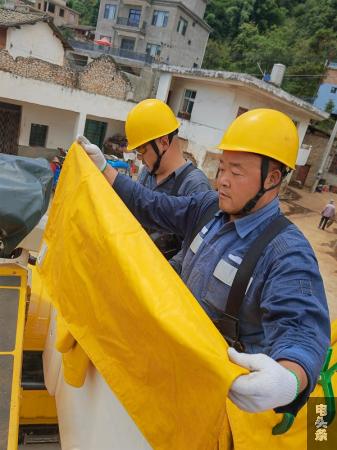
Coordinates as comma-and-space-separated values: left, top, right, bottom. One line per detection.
324, 68, 337, 85
0, 50, 131, 100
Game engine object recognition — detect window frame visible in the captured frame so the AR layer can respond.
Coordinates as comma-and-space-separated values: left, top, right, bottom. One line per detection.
146, 42, 161, 57
152, 10, 169, 27
177, 17, 188, 36
178, 89, 197, 120
128, 8, 141, 26
104, 4, 117, 20
29, 123, 48, 147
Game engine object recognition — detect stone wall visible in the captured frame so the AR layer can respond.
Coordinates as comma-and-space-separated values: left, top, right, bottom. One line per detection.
0, 50, 131, 100
292, 127, 337, 188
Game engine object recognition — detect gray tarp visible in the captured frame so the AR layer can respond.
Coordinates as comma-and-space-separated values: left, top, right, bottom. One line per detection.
0, 154, 53, 257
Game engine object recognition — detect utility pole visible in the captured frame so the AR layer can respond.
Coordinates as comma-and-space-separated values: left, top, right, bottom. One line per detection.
311, 119, 337, 192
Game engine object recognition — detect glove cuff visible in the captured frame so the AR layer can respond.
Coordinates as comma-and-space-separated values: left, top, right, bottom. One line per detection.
100, 160, 108, 173
287, 369, 300, 400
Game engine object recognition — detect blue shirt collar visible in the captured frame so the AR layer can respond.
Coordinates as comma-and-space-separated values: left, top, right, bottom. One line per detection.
233, 197, 281, 239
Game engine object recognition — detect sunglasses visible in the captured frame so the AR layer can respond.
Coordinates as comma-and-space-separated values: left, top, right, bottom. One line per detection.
136, 144, 148, 155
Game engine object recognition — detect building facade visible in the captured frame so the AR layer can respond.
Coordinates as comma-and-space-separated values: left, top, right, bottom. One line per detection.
154, 66, 328, 180
33, 0, 80, 26
95, 0, 210, 68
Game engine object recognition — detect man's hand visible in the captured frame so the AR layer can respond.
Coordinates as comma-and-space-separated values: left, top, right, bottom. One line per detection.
77, 135, 107, 172
228, 348, 298, 412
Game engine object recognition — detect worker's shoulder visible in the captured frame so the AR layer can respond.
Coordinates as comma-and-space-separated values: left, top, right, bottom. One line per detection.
180, 165, 211, 194
267, 219, 316, 259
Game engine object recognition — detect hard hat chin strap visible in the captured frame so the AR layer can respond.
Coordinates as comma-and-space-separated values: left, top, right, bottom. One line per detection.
241, 158, 289, 214
149, 130, 178, 176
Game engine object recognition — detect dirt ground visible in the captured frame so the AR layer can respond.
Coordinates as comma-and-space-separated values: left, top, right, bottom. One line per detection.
281, 187, 337, 321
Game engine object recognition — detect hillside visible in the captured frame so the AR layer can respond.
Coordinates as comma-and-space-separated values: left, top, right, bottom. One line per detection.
203, 0, 337, 101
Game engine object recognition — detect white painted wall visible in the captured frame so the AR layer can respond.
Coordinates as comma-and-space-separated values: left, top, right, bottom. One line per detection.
162, 74, 314, 166
0, 71, 134, 120
19, 104, 77, 149
6, 22, 64, 66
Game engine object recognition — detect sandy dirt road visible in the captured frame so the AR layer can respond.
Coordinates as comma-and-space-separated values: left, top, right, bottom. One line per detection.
281, 187, 337, 320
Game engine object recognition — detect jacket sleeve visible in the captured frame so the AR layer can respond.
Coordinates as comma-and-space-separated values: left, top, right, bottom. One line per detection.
259, 229, 330, 415
113, 173, 218, 239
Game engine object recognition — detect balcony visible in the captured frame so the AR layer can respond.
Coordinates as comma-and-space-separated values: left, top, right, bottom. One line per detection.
115, 17, 147, 34
68, 39, 154, 65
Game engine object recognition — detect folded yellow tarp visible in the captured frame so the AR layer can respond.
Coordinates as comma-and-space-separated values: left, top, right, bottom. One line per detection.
223, 319, 337, 450
37, 143, 244, 450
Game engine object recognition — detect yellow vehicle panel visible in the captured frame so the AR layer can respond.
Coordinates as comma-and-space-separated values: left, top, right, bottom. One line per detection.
19, 390, 57, 426
0, 265, 27, 450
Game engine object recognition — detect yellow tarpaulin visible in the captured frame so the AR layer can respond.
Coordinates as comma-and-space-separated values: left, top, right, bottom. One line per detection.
224, 320, 337, 450
37, 143, 244, 450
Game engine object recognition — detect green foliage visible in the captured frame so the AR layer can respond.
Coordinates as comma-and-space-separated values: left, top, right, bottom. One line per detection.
325, 99, 335, 113
204, 0, 337, 99
67, 0, 99, 26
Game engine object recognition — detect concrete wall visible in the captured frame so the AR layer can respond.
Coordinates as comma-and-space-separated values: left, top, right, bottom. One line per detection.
19, 103, 77, 149
180, 0, 207, 19
299, 127, 337, 188
313, 83, 337, 114
0, 70, 134, 129
6, 22, 64, 66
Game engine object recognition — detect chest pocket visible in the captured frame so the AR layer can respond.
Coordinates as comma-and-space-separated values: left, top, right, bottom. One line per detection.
203, 259, 239, 313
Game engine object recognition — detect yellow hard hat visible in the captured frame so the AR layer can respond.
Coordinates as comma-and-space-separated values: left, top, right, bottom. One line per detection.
217, 109, 299, 169
125, 99, 180, 151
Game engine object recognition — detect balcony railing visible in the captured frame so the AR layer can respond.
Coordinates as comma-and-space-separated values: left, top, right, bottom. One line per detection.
116, 17, 147, 33
68, 39, 154, 65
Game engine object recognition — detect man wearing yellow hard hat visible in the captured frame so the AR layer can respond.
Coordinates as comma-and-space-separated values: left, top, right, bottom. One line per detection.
124, 99, 211, 265
78, 108, 330, 417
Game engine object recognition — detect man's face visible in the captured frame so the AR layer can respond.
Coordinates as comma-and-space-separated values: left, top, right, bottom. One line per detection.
217, 151, 262, 214
136, 136, 169, 173
136, 142, 158, 171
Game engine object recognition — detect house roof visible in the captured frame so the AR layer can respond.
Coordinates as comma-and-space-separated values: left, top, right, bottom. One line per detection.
0, 7, 72, 49
154, 65, 329, 121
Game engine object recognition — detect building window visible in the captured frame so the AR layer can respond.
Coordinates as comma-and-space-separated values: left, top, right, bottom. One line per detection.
38, 3, 41, 9
104, 4, 116, 20
29, 124, 48, 147
146, 43, 161, 57
128, 8, 141, 26
178, 89, 196, 120
43, 2, 47, 11
59, 8, 64, 17
120, 38, 135, 51
193, 63, 198, 68
331, 87, 337, 94
84, 120, 107, 148
177, 17, 188, 35
152, 10, 169, 27
48, 2, 55, 13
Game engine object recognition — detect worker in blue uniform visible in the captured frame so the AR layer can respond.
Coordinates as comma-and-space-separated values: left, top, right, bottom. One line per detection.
77, 108, 330, 417
124, 98, 211, 266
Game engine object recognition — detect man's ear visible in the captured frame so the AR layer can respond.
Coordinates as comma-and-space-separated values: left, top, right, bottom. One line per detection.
265, 169, 282, 189
158, 135, 170, 150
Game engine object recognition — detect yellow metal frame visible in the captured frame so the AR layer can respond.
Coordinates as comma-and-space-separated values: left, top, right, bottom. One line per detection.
20, 265, 58, 427
19, 390, 57, 426
0, 264, 27, 450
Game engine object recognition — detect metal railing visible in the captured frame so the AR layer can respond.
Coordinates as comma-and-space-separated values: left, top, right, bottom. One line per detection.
116, 17, 147, 33
68, 39, 154, 64
116, 17, 139, 27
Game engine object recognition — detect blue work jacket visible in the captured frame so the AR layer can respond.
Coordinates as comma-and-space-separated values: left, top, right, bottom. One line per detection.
113, 174, 330, 413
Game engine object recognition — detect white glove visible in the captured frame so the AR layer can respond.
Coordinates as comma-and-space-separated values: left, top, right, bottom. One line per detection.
228, 348, 298, 412
77, 135, 106, 172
